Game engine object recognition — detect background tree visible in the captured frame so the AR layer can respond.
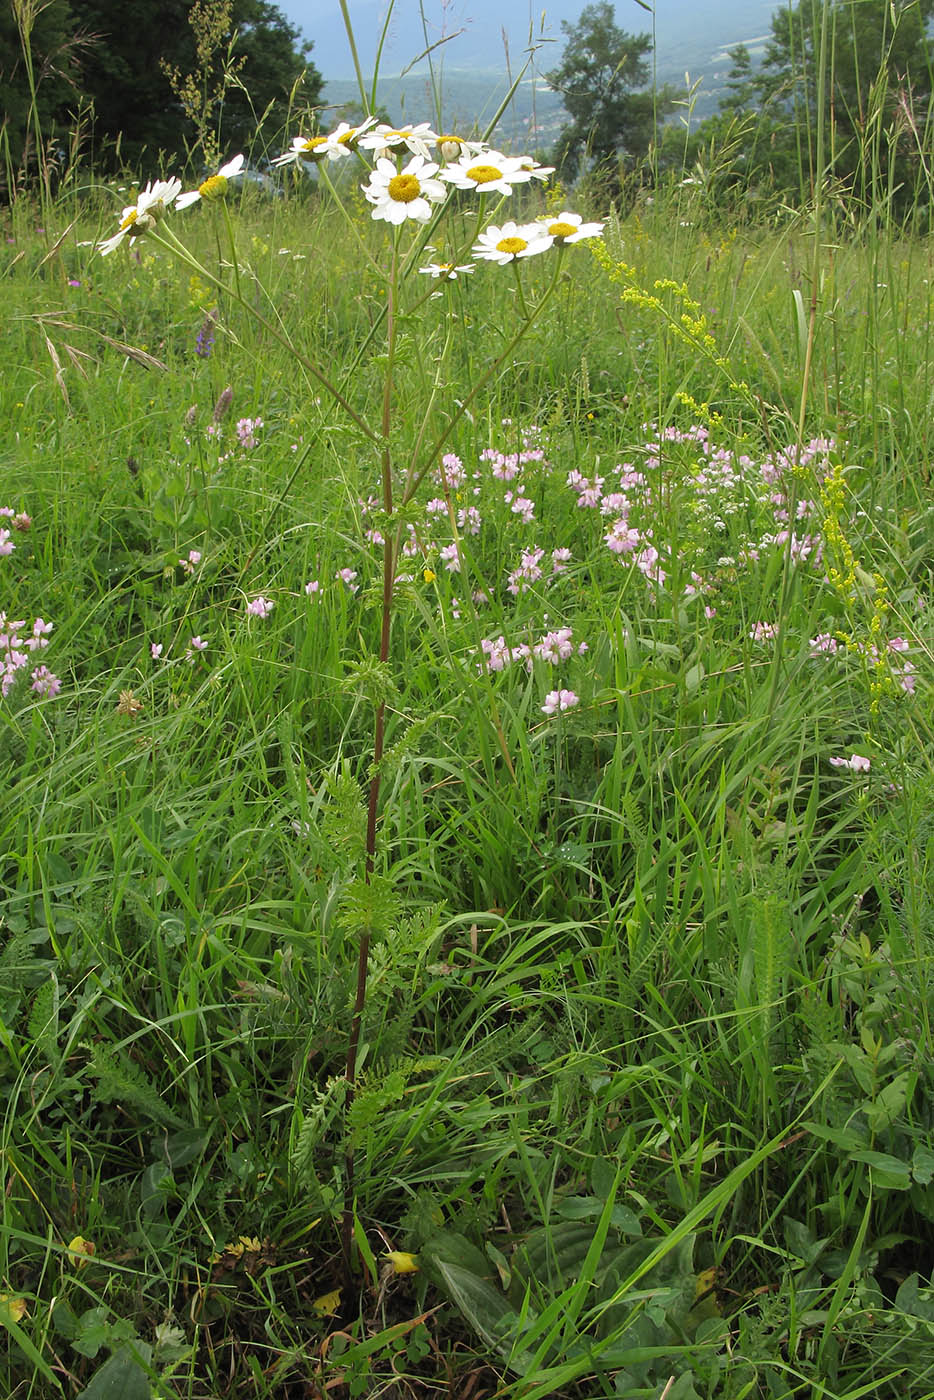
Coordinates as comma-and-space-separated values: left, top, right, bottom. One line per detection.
676, 0, 934, 218
0, 0, 86, 192
546, 1, 670, 182
62, 0, 321, 171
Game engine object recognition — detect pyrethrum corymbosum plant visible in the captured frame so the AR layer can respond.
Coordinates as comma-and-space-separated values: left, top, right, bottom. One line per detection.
93, 62, 605, 1283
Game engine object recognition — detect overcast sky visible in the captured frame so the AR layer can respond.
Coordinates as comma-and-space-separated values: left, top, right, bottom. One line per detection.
278, 1, 778, 89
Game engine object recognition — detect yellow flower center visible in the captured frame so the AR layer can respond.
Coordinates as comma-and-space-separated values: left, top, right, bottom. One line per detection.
198, 174, 228, 200
388, 173, 421, 203
301, 136, 326, 152
466, 163, 503, 184
119, 208, 139, 231
496, 236, 527, 255
337, 130, 356, 146
548, 220, 577, 238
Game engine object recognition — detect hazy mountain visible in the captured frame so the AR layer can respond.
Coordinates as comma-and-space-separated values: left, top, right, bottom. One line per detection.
287, 0, 777, 84
284, 1, 779, 139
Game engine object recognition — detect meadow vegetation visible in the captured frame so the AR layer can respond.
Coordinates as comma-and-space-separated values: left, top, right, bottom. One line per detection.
2, 11, 934, 1398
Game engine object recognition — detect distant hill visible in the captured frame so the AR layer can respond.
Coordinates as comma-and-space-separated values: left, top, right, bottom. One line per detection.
300, 0, 779, 142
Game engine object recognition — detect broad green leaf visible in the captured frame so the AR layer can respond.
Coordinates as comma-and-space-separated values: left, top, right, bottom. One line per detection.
75, 1345, 152, 1400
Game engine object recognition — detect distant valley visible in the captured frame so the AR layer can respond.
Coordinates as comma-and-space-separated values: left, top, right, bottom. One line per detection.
287, 0, 779, 141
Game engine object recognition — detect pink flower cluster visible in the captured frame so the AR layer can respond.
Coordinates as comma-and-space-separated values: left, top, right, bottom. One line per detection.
236, 417, 263, 449
541, 688, 579, 716
809, 631, 917, 694
507, 546, 572, 595
0, 506, 32, 557
1, 614, 58, 698
478, 625, 585, 674
480, 443, 547, 481
246, 596, 274, 618
587, 431, 837, 604
829, 753, 871, 772
435, 453, 466, 490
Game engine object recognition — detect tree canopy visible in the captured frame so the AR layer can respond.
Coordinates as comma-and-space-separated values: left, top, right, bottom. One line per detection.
1, 0, 322, 184
672, 0, 934, 217
546, 2, 669, 180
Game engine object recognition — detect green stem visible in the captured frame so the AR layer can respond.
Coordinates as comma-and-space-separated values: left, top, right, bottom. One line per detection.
402, 252, 564, 504
317, 162, 385, 279
337, 0, 371, 115
149, 224, 378, 444
221, 198, 243, 306
511, 259, 530, 318
341, 240, 399, 1283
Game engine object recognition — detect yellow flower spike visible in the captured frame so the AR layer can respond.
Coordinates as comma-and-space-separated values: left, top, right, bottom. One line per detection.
0, 1294, 28, 1323
67, 1236, 95, 1268
384, 1250, 419, 1274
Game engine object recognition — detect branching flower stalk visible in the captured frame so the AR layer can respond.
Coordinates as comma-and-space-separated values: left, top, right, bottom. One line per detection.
94, 113, 604, 1291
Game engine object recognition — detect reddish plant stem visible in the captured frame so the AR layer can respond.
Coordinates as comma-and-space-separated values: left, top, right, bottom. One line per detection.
341, 250, 397, 1282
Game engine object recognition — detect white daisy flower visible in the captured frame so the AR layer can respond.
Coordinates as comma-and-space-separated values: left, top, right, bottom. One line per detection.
175, 154, 245, 209
418, 261, 475, 279
539, 210, 605, 243
516, 157, 555, 182
358, 122, 440, 161
440, 150, 534, 196
272, 134, 330, 167
320, 116, 378, 159
436, 133, 486, 162
472, 221, 553, 264
362, 156, 447, 225
273, 117, 376, 167
98, 177, 182, 254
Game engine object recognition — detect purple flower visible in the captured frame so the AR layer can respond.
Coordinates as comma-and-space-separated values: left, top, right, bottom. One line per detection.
246, 596, 274, 618
195, 309, 217, 358
436, 453, 465, 490
829, 753, 871, 772
236, 417, 263, 449
541, 688, 579, 716
30, 665, 61, 698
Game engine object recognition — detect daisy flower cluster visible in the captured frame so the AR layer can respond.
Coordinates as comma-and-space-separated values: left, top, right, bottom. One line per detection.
97, 119, 605, 275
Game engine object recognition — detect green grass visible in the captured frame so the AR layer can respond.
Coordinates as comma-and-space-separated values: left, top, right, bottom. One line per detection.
1, 159, 933, 1400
